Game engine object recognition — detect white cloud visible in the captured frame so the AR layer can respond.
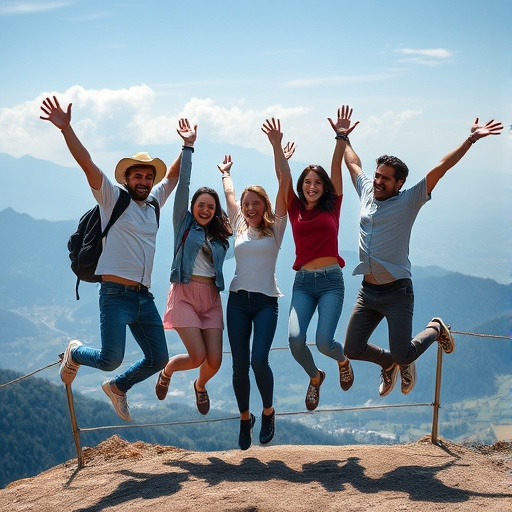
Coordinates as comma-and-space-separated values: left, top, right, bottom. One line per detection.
0, 86, 311, 166
361, 110, 423, 138
0, 1, 72, 15
394, 48, 454, 67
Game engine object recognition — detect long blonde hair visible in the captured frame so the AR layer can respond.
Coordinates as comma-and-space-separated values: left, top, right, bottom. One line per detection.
238, 185, 275, 238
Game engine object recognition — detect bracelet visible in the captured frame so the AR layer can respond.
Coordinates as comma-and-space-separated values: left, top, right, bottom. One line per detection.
221, 173, 231, 179
335, 134, 349, 141
182, 145, 194, 152
465, 137, 476, 145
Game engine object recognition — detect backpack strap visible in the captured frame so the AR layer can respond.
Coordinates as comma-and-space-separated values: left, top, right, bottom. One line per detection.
147, 194, 160, 227
100, 188, 131, 239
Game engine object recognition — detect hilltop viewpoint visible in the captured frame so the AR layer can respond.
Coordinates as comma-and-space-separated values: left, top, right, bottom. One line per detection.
1, 435, 511, 511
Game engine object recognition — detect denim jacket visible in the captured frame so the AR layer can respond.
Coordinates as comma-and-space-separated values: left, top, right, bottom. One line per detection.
169, 147, 227, 291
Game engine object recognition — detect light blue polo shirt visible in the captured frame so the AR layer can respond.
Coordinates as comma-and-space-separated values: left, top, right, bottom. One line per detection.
353, 173, 430, 282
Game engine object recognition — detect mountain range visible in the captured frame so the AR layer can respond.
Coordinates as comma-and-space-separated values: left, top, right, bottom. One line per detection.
0, 207, 511, 488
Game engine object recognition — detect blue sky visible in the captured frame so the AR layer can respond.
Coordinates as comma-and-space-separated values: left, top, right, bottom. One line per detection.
0, 0, 510, 283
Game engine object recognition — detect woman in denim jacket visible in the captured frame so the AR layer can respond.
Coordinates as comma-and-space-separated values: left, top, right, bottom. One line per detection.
156, 119, 231, 415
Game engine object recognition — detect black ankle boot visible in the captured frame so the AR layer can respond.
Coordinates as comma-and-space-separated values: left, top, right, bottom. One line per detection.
238, 413, 256, 451
259, 410, 275, 445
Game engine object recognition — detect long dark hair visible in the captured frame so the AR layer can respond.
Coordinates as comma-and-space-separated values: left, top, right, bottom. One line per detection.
190, 187, 231, 247
296, 165, 337, 211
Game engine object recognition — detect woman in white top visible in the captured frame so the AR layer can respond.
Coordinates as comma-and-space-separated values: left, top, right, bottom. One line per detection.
218, 141, 294, 450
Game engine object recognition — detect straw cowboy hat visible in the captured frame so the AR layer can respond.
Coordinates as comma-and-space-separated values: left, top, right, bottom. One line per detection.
114, 152, 167, 185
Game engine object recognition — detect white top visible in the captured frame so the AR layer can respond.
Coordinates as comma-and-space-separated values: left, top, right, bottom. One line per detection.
92, 171, 173, 288
228, 208, 287, 297
192, 244, 215, 277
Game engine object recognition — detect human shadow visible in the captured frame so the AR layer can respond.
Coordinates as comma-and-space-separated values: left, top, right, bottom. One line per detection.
74, 468, 189, 512
74, 452, 512, 510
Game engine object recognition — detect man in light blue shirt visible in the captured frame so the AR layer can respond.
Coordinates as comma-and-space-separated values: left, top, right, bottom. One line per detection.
343, 116, 503, 397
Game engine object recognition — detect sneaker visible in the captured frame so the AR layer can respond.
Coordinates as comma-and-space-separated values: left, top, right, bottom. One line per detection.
400, 361, 416, 395
431, 317, 456, 354
193, 380, 210, 415
338, 359, 354, 391
259, 410, 276, 445
155, 371, 171, 401
305, 370, 325, 411
239, 413, 256, 450
101, 380, 132, 422
59, 339, 82, 385
378, 363, 399, 397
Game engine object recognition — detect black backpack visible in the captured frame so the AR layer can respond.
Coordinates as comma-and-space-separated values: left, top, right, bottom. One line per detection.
68, 189, 160, 300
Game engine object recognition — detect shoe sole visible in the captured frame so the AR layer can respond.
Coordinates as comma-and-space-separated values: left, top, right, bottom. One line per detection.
432, 317, 456, 354
379, 365, 399, 397
193, 380, 210, 415
305, 370, 325, 411
59, 340, 82, 385
101, 380, 132, 422
259, 411, 276, 445
401, 362, 417, 395
155, 371, 171, 401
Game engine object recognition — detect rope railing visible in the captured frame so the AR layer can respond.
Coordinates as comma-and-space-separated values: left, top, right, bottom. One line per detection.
1, 329, 510, 468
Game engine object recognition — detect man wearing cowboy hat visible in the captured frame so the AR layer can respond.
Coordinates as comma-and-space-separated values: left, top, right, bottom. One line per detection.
40, 95, 180, 421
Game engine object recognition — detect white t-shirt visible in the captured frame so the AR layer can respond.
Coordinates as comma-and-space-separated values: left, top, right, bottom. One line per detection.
228, 209, 287, 297
92, 171, 173, 288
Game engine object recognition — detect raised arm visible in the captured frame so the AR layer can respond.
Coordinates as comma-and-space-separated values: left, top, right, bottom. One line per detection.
327, 105, 359, 195
344, 138, 364, 190
173, 118, 197, 227
262, 118, 293, 210
40, 96, 102, 190
217, 154, 237, 219
426, 118, 503, 194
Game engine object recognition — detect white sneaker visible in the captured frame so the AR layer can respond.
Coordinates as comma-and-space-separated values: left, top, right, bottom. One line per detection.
101, 380, 132, 422
400, 361, 416, 395
59, 340, 82, 385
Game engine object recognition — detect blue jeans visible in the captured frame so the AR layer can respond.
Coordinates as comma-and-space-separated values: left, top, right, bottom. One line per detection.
71, 282, 169, 392
344, 279, 436, 368
227, 290, 278, 413
288, 265, 346, 378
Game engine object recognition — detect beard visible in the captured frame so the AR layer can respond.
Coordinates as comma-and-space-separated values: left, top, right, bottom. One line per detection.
126, 183, 151, 201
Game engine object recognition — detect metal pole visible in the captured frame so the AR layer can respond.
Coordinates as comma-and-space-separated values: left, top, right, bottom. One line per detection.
431, 345, 444, 444
65, 384, 84, 468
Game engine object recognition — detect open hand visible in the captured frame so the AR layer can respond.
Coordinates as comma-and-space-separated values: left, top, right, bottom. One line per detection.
39, 96, 71, 130
328, 105, 359, 136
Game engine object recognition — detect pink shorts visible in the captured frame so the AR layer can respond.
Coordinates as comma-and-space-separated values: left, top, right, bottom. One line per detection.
163, 281, 223, 330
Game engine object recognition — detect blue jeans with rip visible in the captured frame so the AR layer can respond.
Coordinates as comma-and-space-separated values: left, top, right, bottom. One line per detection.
288, 265, 346, 378
70, 282, 169, 392
227, 290, 278, 413
344, 278, 436, 368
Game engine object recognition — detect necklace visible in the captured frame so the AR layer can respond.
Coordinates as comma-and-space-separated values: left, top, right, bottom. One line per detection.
248, 226, 262, 239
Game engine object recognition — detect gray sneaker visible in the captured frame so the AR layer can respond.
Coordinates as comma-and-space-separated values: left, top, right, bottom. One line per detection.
102, 380, 132, 422
379, 363, 399, 397
59, 339, 82, 385
431, 317, 456, 354
400, 361, 416, 395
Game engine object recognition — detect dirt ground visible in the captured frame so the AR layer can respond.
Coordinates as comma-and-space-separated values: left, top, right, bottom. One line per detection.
1, 435, 511, 512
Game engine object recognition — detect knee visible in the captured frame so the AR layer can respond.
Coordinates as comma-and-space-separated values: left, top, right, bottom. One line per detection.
288, 333, 306, 353
97, 357, 122, 372
250, 355, 269, 375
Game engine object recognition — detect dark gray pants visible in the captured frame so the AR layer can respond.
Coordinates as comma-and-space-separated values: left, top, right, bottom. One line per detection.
344, 279, 437, 368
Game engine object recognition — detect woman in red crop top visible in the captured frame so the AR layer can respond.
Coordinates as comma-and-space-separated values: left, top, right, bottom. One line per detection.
262, 106, 358, 411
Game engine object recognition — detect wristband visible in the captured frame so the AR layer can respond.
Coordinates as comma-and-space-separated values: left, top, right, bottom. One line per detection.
465, 137, 475, 145
182, 145, 194, 152
221, 173, 231, 179
335, 134, 349, 141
